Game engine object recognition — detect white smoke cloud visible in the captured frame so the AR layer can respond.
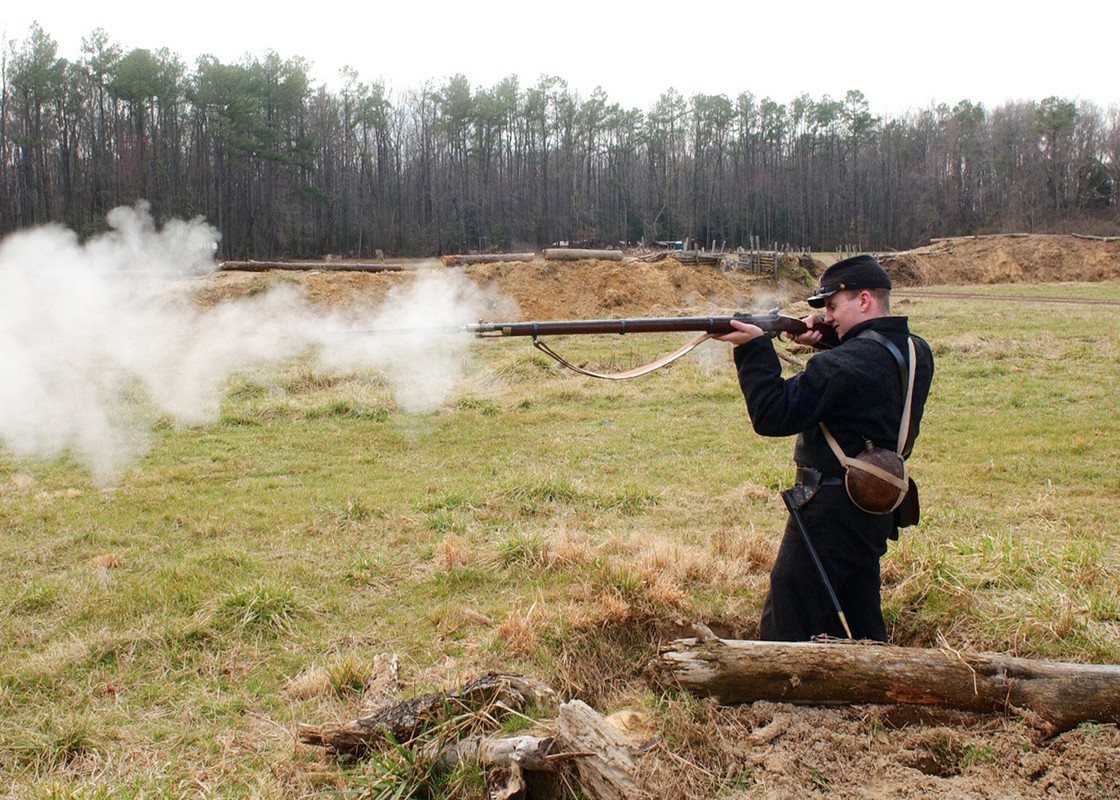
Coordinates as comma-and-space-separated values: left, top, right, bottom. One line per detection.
316, 273, 513, 414
0, 204, 507, 482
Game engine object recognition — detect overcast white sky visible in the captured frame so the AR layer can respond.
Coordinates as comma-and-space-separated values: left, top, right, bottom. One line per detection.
3, 0, 1116, 116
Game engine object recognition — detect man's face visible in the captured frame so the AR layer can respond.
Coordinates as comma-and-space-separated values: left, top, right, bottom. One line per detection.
823, 290, 865, 339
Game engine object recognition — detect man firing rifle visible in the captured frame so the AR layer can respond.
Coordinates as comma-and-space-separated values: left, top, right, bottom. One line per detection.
716, 255, 935, 642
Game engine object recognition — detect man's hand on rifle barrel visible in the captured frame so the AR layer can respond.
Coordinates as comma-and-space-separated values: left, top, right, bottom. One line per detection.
713, 318, 766, 346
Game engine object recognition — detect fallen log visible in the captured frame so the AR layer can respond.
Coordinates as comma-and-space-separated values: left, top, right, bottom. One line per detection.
650, 638, 1120, 736
298, 672, 556, 756
928, 233, 1032, 242
440, 252, 536, 266
542, 248, 625, 262
218, 260, 404, 273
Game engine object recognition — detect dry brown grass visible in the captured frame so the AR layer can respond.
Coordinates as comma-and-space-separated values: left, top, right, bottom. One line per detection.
4, 275, 1120, 797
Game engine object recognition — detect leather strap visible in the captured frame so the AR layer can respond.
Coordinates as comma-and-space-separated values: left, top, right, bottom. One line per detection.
820, 423, 909, 491
858, 331, 918, 458
532, 332, 713, 381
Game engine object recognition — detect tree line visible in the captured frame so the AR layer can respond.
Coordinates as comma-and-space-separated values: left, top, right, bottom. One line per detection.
2, 23, 1117, 259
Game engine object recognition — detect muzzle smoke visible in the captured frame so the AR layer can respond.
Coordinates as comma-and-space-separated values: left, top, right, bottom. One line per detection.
0, 204, 507, 482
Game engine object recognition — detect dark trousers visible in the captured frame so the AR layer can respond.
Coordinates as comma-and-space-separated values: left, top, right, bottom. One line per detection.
759, 485, 893, 642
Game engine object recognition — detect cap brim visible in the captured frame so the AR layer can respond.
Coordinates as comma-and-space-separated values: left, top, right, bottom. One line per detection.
806, 287, 836, 308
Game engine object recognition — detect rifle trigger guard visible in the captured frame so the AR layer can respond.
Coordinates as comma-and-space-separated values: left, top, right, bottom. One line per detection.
531, 333, 713, 380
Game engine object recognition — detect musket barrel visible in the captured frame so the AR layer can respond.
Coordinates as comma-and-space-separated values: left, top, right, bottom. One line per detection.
344, 313, 819, 342
466, 314, 807, 338
337, 312, 830, 380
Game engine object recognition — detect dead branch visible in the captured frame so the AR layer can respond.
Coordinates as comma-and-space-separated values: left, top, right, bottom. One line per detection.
298, 672, 556, 756
432, 733, 557, 772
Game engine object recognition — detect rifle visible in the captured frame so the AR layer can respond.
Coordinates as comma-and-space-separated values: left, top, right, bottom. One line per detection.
351, 311, 834, 380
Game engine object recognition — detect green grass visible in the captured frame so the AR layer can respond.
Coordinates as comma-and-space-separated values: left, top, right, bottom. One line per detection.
2, 281, 1120, 795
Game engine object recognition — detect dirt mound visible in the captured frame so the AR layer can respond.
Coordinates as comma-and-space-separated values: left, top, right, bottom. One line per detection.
193, 257, 815, 319
189, 267, 418, 310
192, 236, 1120, 319
463, 258, 799, 319
880, 234, 1120, 286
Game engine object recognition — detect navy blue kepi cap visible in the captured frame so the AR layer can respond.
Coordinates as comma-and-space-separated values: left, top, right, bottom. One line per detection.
807, 254, 893, 308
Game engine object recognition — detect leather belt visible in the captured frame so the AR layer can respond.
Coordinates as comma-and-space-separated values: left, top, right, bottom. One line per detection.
795, 466, 845, 489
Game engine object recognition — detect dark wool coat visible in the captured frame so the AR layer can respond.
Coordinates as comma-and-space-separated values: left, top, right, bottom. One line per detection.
734, 316, 934, 475
731, 316, 935, 641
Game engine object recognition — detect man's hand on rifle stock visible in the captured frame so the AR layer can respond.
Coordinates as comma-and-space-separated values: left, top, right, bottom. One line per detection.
793, 314, 830, 347
715, 315, 828, 347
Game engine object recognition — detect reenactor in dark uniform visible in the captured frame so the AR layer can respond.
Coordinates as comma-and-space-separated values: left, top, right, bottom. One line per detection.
716, 255, 935, 641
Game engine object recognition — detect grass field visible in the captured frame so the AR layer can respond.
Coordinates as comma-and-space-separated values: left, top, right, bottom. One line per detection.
2, 281, 1119, 797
